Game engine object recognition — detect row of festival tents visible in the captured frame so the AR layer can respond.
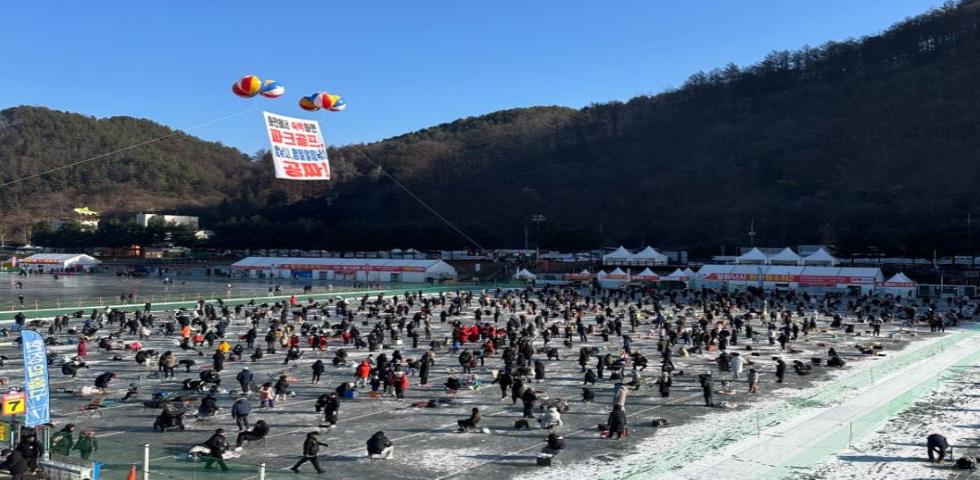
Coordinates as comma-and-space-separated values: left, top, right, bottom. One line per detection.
735, 247, 838, 266
602, 246, 669, 265
514, 267, 695, 284
514, 266, 918, 296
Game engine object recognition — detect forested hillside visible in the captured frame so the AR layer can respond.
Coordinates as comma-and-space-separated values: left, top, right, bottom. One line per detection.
13, 0, 980, 256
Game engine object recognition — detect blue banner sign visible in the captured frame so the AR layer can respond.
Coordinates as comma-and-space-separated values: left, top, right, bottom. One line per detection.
21, 330, 50, 427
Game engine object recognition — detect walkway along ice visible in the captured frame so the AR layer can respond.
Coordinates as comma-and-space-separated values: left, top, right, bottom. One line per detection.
627, 324, 980, 480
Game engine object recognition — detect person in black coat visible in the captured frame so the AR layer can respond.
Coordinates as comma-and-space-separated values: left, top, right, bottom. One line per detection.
521, 387, 537, 419
291, 432, 328, 473
15, 434, 42, 472
235, 420, 269, 449
699, 373, 714, 407
199, 393, 219, 418
201, 429, 230, 471
311, 360, 325, 384
927, 433, 950, 462
367, 431, 393, 458
607, 405, 627, 439
534, 360, 546, 382
321, 392, 341, 427
0, 448, 28, 480
541, 433, 565, 455
418, 353, 432, 386
94, 372, 115, 389
236, 367, 254, 394
457, 407, 481, 432
583, 369, 597, 385
212, 351, 225, 373
511, 377, 525, 405
657, 372, 672, 398
493, 371, 512, 399
775, 358, 787, 383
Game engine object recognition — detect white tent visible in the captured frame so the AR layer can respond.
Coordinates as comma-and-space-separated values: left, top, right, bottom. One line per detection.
879, 272, 916, 298
884, 272, 914, 285
802, 247, 838, 266
631, 246, 668, 265
769, 247, 802, 265
633, 268, 659, 282
513, 268, 537, 281
598, 267, 629, 287
664, 268, 688, 281
735, 247, 769, 265
231, 257, 456, 282
22, 253, 101, 270
682, 267, 697, 278
567, 269, 594, 281
607, 267, 629, 278
602, 246, 634, 264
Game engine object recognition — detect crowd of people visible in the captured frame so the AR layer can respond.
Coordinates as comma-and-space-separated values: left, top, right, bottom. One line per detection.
0, 283, 971, 477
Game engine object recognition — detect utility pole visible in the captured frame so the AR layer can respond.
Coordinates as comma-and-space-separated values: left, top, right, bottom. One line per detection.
969, 213, 974, 267
530, 214, 546, 263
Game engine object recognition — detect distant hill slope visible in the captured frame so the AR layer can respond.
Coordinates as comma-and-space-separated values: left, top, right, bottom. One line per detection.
0, 106, 265, 227
11, 1, 980, 256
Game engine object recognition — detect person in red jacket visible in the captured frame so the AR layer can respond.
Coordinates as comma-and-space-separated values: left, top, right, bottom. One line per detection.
394, 371, 409, 399
355, 360, 371, 388
77, 338, 88, 358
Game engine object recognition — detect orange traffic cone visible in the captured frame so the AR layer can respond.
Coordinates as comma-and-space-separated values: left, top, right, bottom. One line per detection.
127, 465, 138, 480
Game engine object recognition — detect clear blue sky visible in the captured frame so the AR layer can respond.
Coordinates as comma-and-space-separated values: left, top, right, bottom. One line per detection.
0, 0, 944, 155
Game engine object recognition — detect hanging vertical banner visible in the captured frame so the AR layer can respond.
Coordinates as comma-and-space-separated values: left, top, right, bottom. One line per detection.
263, 111, 331, 180
21, 330, 50, 427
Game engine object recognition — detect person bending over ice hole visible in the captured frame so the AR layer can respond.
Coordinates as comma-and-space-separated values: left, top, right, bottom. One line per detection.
444, 376, 463, 392
319, 392, 341, 428
367, 431, 394, 459
198, 393, 219, 418
61, 358, 87, 378
538, 407, 563, 429
792, 360, 811, 376
927, 433, 951, 463
94, 372, 115, 390
457, 407, 481, 432
154, 406, 186, 432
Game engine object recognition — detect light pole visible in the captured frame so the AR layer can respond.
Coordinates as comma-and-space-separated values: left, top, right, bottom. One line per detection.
530, 215, 545, 263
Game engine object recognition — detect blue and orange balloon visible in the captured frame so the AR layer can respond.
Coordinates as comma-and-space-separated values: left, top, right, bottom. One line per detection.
328, 98, 347, 112
299, 95, 319, 111
260, 80, 285, 98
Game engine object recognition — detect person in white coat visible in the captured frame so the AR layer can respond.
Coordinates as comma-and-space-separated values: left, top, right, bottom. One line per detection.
730, 353, 744, 379
613, 383, 629, 410
538, 407, 563, 429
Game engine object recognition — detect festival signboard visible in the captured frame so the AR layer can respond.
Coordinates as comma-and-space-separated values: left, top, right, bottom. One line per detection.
263, 111, 330, 180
